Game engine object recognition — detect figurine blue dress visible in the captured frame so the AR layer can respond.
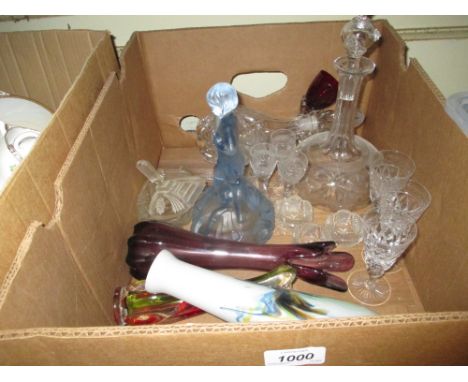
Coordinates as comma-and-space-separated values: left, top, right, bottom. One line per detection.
191, 83, 275, 243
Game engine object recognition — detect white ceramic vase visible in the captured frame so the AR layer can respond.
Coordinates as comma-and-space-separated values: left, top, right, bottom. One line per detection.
145, 250, 376, 323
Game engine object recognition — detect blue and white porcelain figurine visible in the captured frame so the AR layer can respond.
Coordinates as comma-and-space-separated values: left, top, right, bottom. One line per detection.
191, 83, 275, 244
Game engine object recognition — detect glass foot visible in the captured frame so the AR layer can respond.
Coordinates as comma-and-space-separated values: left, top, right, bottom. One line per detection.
347, 269, 391, 306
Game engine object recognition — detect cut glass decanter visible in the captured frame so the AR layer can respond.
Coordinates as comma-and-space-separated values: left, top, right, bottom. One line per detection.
297, 16, 381, 211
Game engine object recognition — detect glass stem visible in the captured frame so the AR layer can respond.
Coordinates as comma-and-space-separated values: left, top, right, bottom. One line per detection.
283, 182, 293, 197
365, 277, 378, 290
258, 176, 269, 194
366, 265, 384, 290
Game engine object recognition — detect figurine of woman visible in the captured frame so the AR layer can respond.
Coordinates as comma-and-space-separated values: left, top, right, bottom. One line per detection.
191, 83, 275, 244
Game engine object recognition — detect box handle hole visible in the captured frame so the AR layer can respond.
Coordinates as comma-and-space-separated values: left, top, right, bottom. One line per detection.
232, 72, 287, 98
179, 115, 200, 132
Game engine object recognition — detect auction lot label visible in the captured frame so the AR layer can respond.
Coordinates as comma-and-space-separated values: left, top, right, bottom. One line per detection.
264, 346, 326, 366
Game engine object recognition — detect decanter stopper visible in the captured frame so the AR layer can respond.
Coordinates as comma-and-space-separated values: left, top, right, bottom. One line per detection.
341, 15, 381, 58
206, 82, 238, 118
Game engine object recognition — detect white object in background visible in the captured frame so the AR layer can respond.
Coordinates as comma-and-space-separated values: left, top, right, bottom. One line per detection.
445, 91, 468, 137
0, 96, 52, 131
0, 96, 52, 190
145, 249, 376, 323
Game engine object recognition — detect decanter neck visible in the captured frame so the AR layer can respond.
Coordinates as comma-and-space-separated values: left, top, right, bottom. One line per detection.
325, 56, 375, 161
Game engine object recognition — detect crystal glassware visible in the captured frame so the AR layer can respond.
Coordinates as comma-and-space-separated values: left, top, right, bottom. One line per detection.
275, 194, 314, 235
348, 211, 418, 306
249, 142, 278, 194
270, 128, 297, 160
191, 83, 275, 244
277, 150, 308, 197
369, 150, 416, 209
322, 209, 364, 247
300, 70, 339, 114
293, 222, 324, 244
379, 179, 431, 224
275, 150, 312, 234
196, 105, 269, 164
197, 105, 360, 164
136, 160, 206, 226
144, 249, 376, 323
376, 179, 430, 274
268, 130, 298, 198
297, 16, 381, 212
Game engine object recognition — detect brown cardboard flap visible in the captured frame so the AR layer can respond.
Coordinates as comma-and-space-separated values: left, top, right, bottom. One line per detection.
365, 50, 468, 311
20, 116, 71, 213
0, 31, 107, 110
1, 33, 57, 110
55, 46, 118, 146
0, 313, 467, 365
138, 22, 347, 148
0, 221, 109, 329
0, 31, 118, 285
0, 33, 29, 99
54, 73, 138, 317
0, 20, 467, 365
0, 165, 51, 282
119, 33, 162, 164
0, 197, 26, 279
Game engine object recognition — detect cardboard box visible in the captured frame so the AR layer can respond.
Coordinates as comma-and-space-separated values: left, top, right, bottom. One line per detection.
0, 21, 467, 365
0, 30, 118, 281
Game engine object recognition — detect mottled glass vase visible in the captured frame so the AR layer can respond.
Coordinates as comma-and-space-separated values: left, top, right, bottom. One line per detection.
145, 250, 376, 323
191, 83, 275, 243
114, 264, 297, 325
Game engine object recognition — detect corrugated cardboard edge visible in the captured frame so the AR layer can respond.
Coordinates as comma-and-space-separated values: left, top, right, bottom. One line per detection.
363, 21, 468, 313
0, 221, 42, 312
410, 58, 446, 103
0, 31, 118, 284
0, 74, 118, 324
48, 72, 122, 320
0, 41, 151, 328
0, 312, 467, 340
50, 70, 140, 315
376, 19, 409, 71
0, 30, 117, 199
51, 75, 116, 223
119, 32, 163, 164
